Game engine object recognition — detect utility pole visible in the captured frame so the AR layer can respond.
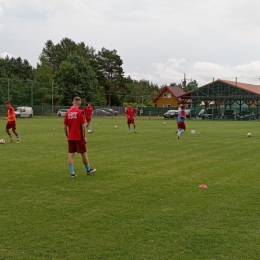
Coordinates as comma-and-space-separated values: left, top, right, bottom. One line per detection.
181, 74, 187, 90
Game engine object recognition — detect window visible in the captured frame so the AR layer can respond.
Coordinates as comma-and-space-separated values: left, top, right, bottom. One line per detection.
163, 104, 171, 107
163, 93, 171, 98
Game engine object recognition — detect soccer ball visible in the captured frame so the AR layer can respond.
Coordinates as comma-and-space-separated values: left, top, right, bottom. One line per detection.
114, 125, 118, 129
0, 139, 5, 144
163, 122, 166, 125
88, 130, 93, 133
247, 133, 252, 137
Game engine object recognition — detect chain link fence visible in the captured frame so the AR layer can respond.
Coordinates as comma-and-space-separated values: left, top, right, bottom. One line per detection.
2, 77, 260, 119
0, 105, 180, 117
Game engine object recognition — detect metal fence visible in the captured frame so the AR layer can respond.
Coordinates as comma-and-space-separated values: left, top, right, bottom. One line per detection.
2, 76, 260, 119
0, 105, 185, 117
2, 104, 259, 120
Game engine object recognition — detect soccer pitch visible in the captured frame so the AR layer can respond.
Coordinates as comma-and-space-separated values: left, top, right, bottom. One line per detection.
1, 117, 260, 259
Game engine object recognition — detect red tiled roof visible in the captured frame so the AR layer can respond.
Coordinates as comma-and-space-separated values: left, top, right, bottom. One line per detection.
220, 79, 260, 95
152, 86, 185, 102
167, 86, 186, 97
178, 79, 260, 99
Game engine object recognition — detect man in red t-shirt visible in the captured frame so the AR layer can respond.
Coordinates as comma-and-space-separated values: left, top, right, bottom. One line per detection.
83, 102, 94, 133
4, 101, 21, 143
125, 103, 137, 133
64, 97, 96, 178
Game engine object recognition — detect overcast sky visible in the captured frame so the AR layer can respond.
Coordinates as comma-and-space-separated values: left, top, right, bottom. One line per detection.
1, 0, 260, 86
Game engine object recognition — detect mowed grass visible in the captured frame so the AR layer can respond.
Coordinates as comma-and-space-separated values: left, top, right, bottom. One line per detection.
1, 116, 260, 260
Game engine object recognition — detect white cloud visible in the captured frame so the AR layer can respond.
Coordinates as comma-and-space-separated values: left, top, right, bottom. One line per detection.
0, 2, 3, 14
0, 51, 14, 58
127, 59, 260, 87
189, 61, 260, 85
0, 1, 4, 29
0, 0, 87, 12
125, 72, 158, 83
1, 0, 260, 86
126, 59, 186, 86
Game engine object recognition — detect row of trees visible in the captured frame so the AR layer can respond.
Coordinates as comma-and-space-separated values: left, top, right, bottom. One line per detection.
0, 38, 197, 106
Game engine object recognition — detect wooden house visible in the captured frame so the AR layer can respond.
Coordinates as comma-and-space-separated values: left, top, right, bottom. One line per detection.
152, 86, 186, 108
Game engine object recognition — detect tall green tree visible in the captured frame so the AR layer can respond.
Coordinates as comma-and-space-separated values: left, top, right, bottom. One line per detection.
170, 82, 182, 88
34, 55, 53, 83
41, 38, 95, 72
184, 79, 198, 92
55, 53, 98, 105
33, 55, 61, 105
0, 56, 33, 80
9, 79, 32, 105
0, 78, 8, 104
0, 56, 33, 104
124, 76, 159, 106
95, 48, 124, 106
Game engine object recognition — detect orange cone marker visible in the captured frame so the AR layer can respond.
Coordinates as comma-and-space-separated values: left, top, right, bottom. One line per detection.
199, 184, 208, 188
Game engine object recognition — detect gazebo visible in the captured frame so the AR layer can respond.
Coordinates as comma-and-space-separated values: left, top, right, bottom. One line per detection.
179, 79, 260, 118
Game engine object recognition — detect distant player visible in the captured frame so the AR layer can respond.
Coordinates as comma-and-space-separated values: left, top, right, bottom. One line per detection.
4, 101, 21, 143
64, 96, 96, 178
177, 105, 186, 139
125, 103, 137, 133
83, 102, 94, 133
176, 103, 183, 134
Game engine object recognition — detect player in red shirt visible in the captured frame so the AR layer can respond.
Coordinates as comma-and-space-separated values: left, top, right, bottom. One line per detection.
125, 103, 137, 133
83, 102, 94, 133
4, 101, 21, 143
64, 96, 96, 178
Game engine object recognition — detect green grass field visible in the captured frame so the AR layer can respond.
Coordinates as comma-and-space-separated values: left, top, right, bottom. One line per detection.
1, 116, 260, 260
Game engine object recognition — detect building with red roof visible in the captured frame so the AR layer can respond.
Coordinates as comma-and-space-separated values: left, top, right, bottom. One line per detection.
152, 86, 186, 108
178, 79, 260, 117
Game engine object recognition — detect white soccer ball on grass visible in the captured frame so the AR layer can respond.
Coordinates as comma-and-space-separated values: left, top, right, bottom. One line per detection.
114, 125, 118, 129
247, 133, 252, 137
0, 139, 5, 144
